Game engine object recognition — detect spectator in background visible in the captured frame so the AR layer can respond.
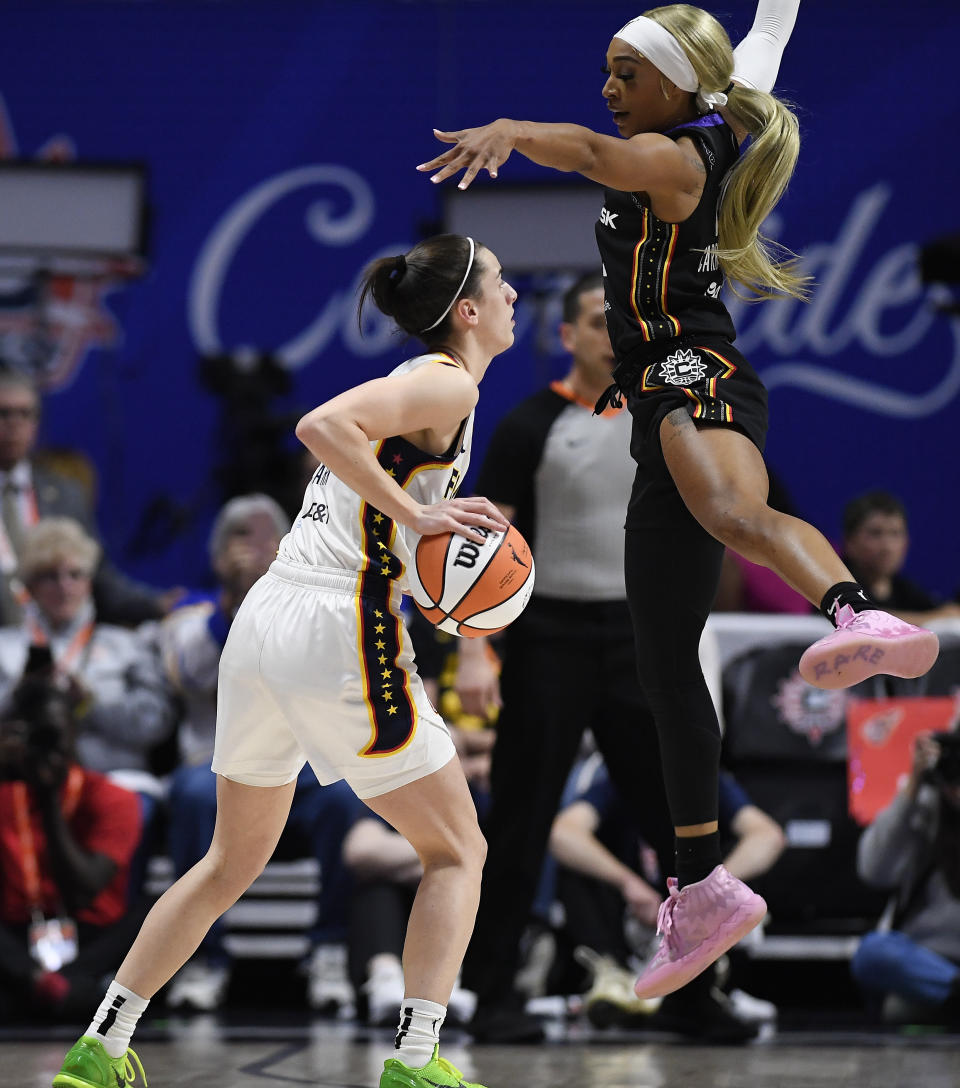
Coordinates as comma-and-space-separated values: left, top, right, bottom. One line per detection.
550, 758, 784, 1040
852, 731, 960, 1025
0, 368, 183, 628
160, 494, 363, 1014
842, 491, 960, 625
0, 517, 176, 888
0, 672, 143, 1021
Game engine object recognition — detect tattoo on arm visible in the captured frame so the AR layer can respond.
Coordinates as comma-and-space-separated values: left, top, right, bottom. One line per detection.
664, 407, 693, 430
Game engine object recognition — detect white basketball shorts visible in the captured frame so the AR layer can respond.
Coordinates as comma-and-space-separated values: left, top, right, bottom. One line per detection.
211, 558, 455, 799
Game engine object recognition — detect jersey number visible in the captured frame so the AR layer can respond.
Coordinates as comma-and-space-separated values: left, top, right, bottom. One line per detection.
302, 502, 329, 523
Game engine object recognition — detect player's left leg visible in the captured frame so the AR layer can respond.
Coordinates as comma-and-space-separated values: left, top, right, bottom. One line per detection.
624, 504, 767, 1001
53, 776, 296, 1088
659, 409, 939, 689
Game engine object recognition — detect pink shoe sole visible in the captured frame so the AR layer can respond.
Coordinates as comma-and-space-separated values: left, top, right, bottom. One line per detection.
633, 893, 767, 1000
798, 628, 939, 690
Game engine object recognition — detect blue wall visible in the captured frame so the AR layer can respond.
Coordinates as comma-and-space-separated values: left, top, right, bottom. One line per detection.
1, 1, 957, 595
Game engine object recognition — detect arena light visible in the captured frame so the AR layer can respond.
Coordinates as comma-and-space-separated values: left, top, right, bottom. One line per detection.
441, 183, 603, 273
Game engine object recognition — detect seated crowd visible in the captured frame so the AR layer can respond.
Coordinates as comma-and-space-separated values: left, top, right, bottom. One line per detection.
1, 374, 958, 1036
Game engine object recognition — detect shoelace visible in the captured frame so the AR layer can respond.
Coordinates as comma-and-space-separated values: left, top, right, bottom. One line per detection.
121, 1048, 147, 1086
435, 1054, 466, 1083
655, 893, 680, 954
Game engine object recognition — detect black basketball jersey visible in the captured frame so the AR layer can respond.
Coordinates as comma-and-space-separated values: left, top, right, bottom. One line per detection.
595, 113, 741, 364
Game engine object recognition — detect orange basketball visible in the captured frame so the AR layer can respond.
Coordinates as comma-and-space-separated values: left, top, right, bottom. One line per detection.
408, 524, 535, 637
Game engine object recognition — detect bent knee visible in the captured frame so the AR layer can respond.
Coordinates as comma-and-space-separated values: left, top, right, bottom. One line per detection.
422, 821, 487, 875
199, 844, 269, 901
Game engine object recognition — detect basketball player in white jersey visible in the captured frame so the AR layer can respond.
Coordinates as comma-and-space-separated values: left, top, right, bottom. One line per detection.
53, 234, 516, 1088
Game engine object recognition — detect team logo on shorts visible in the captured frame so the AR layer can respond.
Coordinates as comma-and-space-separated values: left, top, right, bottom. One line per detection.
655, 348, 708, 387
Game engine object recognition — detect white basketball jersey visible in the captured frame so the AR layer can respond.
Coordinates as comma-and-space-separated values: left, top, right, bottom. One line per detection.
278, 352, 474, 593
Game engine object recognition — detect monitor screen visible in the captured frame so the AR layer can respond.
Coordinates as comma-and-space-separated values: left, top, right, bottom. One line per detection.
0, 162, 147, 259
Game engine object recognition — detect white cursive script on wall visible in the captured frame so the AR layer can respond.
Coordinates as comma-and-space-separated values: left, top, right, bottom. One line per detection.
728, 184, 960, 418
189, 164, 395, 368
190, 170, 960, 416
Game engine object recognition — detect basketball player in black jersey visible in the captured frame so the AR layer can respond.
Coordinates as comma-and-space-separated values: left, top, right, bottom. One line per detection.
418, 1, 940, 1000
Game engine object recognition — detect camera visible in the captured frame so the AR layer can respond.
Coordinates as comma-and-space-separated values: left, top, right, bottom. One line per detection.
0, 673, 74, 783
927, 731, 960, 787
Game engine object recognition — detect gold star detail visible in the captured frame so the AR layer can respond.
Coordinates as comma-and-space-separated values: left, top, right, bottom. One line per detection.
375, 640, 385, 650
380, 565, 391, 575
381, 668, 392, 680
373, 512, 384, 523
387, 705, 398, 715
374, 609, 383, 618
374, 624, 385, 634
378, 655, 387, 665
383, 690, 393, 702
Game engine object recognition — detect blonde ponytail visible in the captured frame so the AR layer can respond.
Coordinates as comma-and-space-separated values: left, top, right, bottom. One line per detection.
645, 4, 812, 301
718, 83, 810, 301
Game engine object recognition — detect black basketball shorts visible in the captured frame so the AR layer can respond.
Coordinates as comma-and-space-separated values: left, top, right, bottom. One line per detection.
620, 336, 769, 531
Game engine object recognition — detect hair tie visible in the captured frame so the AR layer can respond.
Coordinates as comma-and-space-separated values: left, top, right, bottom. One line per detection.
725, 81, 735, 94
388, 254, 407, 283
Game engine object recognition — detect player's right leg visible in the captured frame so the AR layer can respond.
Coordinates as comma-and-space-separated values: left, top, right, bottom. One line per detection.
363, 757, 489, 1088
52, 775, 296, 1087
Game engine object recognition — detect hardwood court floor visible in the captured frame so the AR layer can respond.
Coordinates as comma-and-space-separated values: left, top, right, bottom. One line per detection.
9, 1019, 960, 1088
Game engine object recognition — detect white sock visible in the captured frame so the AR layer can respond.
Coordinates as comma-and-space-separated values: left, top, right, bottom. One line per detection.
86, 981, 149, 1058
394, 997, 446, 1068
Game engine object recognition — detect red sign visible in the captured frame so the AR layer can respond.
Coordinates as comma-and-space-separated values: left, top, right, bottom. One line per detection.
847, 697, 960, 826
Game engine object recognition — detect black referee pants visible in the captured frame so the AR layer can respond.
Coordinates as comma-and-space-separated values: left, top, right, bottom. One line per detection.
462, 597, 673, 1006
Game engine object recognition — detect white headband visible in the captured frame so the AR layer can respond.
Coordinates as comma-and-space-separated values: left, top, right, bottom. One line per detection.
421, 236, 476, 333
614, 16, 728, 112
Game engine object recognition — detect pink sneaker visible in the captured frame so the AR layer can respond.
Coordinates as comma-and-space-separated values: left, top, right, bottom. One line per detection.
798, 606, 939, 691
633, 866, 766, 1000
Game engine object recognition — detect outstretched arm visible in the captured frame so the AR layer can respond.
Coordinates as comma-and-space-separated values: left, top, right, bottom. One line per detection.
732, 0, 800, 93
418, 119, 704, 196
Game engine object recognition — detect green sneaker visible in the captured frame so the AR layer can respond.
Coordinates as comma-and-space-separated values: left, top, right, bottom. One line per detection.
380, 1044, 485, 1088
52, 1036, 147, 1087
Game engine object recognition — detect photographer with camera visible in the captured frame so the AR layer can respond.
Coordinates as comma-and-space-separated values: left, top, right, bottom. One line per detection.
851, 730, 960, 1024
0, 670, 143, 1020
0, 518, 176, 862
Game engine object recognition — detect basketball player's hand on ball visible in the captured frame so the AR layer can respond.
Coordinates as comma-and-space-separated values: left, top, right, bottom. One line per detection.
417, 119, 517, 190
413, 496, 509, 543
